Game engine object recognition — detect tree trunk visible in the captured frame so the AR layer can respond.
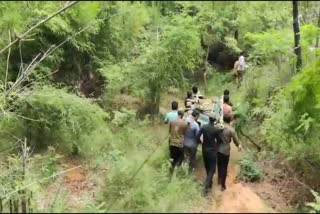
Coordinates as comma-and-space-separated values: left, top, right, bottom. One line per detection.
203, 46, 210, 93
292, 1, 302, 71
13, 200, 18, 213
316, 10, 320, 48
234, 29, 239, 41
21, 139, 27, 213
149, 83, 160, 120
9, 200, 12, 213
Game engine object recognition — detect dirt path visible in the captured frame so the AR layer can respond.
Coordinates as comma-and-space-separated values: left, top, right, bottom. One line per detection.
191, 144, 279, 213
37, 157, 97, 212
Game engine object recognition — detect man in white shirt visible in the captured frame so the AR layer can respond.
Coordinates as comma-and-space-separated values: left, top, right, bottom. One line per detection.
237, 52, 245, 88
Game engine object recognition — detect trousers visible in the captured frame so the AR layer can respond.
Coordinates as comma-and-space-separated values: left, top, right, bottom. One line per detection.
183, 146, 197, 173
169, 146, 184, 177
202, 148, 217, 193
217, 152, 230, 189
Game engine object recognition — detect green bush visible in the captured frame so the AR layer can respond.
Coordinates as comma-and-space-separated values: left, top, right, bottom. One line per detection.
238, 152, 262, 182
0, 86, 111, 157
261, 59, 320, 166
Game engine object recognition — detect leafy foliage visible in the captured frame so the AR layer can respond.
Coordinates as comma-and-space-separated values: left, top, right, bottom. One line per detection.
1, 1, 320, 212
307, 190, 320, 213
0, 86, 110, 157
238, 152, 262, 182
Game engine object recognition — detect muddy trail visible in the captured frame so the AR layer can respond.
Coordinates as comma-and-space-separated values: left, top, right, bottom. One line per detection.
191, 144, 276, 213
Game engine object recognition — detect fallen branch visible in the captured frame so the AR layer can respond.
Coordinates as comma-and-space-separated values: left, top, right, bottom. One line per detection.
0, 1, 79, 55
50, 178, 64, 212
239, 128, 262, 151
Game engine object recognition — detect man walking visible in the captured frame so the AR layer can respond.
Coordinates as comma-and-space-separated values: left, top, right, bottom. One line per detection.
197, 112, 222, 196
168, 111, 188, 179
165, 101, 179, 124
217, 115, 242, 191
233, 60, 239, 82
237, 52, 245, 88
183, 109, 200, 174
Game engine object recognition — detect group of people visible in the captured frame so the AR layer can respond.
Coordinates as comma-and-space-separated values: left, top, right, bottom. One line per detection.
233, 52, 246, 88
165, 88, 241, 196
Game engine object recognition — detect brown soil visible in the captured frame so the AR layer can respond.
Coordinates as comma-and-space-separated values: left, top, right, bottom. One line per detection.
191, 144, 291, 213
37, 156, 96, 212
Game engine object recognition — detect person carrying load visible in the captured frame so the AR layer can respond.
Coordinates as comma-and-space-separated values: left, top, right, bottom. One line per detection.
184, 91, 195, 114
196, 112, 222, 196
168, 111, 188, 179
191, 86, 204, 104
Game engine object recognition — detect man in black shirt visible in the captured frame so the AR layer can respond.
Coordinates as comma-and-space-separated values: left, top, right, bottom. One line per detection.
197, 112, 222, 196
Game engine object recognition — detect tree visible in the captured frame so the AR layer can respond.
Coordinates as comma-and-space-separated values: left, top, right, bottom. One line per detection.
292, 1, 302, 71
138, 15, 202, 116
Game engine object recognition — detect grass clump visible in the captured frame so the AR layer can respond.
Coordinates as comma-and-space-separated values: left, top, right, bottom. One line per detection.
238, 152, 262, 182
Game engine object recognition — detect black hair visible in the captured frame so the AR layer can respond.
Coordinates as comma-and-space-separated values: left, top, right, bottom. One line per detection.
223, 115, 232, 124
209, 117, 216, 122
171, 101, 178, 110
191, 109, 200, 117
223, 95, 230, 104
224, 89, 230, 95
177, 110, 184, 118
240, 52, 244, 55
192, 86, 198, 94
187, 91, 192, 98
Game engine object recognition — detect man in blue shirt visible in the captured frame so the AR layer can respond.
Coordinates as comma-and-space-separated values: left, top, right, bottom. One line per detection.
165, 101, 179, 124
183, 109, 200, 174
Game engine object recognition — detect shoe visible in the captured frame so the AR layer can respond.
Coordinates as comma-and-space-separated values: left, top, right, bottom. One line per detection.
203, 189, 210, 197
221, 186, 226, 192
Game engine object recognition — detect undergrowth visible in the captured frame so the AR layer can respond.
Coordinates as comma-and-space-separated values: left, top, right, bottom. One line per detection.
94, 109, 202, 212
238, 152, 262, 182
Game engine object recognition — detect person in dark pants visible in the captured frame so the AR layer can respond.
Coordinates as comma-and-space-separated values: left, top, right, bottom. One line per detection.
197, 112, 222, 196
217, 115, 242, 191
168, 111, 188, 179
183, 110, 200, 174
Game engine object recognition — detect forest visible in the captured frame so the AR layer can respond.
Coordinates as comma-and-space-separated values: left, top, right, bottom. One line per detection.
0, 1, 320, 213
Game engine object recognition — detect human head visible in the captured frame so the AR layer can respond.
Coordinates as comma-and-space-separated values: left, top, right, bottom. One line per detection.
208, 112, 216, 123
240, 52, 244, 56
187, 91, 192, 98
224, 89, 230, 96
223, 95, 230, 104
191, 109, 200, 120
171, 101, 178, 111
223, 115, 232, 124
192, 86, 198, 94
177, 110, 184, 119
